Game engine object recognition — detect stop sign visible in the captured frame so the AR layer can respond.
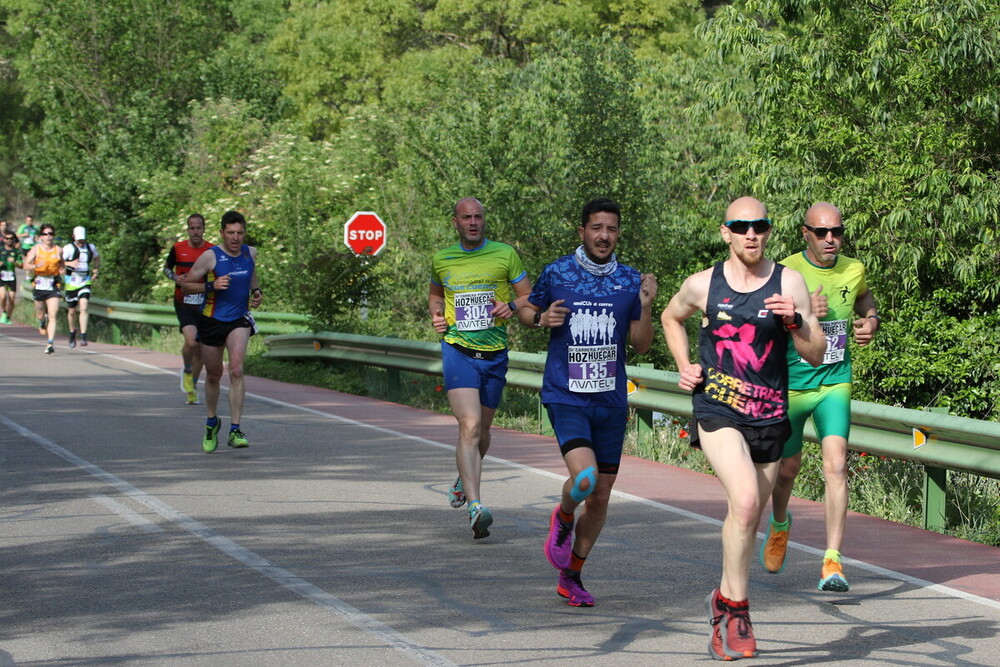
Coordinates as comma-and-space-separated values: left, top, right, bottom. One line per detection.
343, 211, 387, 256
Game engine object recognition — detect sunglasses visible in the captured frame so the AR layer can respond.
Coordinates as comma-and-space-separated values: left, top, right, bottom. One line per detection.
725, 218, 772, 234
804, 224, 845, 239
40, 232, 54, 236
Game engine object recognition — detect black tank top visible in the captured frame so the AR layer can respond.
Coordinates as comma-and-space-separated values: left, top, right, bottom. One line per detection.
693, 261, 790, 426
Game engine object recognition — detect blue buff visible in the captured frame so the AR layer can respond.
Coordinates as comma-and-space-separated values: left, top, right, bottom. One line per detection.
570, 466, 597, 502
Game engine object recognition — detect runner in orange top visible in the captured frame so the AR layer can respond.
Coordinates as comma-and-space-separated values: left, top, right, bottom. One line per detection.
23, 223, 64, 354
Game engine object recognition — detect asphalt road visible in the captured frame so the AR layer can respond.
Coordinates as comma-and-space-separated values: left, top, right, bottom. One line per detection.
1, 326, 998, 666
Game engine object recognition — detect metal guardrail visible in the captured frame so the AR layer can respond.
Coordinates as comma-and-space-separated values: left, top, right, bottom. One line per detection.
86, 297, 311, 343
266, 331, 1000, 532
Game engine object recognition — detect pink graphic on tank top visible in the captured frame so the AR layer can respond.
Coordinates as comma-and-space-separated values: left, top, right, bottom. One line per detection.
713, 322, 773, 377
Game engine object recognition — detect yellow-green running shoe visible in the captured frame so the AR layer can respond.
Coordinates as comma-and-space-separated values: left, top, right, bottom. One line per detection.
181, 371, 195, 395
203, 421, 220, 453
227, 428, 249, 448
469, 503, 492, 540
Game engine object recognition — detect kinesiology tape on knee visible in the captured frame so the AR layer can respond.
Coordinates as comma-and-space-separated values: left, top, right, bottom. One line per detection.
570, 466, 597, 502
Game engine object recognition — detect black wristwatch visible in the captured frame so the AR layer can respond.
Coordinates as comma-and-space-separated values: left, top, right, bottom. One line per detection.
533, 310, 543, 327
784, 312, 803, 331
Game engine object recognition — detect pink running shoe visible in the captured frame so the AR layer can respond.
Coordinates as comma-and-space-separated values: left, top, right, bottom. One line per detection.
557, 570, 594, 607
544, 506, 574, 570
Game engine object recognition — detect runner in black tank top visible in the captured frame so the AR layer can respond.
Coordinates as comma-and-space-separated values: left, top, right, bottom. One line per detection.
661, 196, 825, 661
694, 261, 790, 426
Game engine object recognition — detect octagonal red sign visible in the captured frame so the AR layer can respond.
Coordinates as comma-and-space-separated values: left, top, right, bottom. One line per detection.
344, 211, 387, 256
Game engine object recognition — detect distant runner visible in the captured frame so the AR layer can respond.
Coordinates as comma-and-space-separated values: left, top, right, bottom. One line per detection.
62, 226, 100, 348
429, 197, 531, 540
164, 213, 215, 404
183, 211, 262, 452
24, 223, 64, 354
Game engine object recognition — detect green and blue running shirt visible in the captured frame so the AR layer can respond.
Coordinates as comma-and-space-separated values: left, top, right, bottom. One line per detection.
430, 239, 527, 352
780, 251, 869, 390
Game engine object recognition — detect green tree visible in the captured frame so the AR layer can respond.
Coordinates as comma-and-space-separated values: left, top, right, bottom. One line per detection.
1, 0, 234, 298
269, 0, 429, 138
344, 33, 732, 356
701, 0, 1000, 417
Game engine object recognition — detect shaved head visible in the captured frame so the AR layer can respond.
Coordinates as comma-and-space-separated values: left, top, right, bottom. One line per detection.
805, 201, 842, 226
453, 197, 483, 217
724, 196, 767, 223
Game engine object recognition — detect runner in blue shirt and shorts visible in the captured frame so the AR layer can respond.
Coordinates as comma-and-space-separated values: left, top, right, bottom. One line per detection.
519, 198, 657, 607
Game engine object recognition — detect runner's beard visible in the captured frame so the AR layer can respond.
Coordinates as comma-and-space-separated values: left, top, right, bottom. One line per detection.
736, 245, 764, 266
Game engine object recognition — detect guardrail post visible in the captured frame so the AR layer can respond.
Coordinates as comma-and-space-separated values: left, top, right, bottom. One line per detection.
921, 407, 949, 532
111, 322, 121, 345
923, 466, 947, 532
385, 335, 401, 402
386, 368, 401, 402
634, 363, 654, 448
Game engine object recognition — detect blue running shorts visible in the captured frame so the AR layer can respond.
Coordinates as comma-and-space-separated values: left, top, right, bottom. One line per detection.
545, 403, 628, 473
440, 341, 509, 409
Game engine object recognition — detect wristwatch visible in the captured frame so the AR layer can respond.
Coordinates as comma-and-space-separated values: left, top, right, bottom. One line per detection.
784, 312, 803, 331
533, 310, 543, 327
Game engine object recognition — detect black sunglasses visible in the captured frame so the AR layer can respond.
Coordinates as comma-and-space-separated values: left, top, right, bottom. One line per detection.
804, 224, 845, 239
725, 218, 772, 235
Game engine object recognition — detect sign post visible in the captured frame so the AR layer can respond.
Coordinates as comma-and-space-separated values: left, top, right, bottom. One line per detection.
344, 212, 387, 256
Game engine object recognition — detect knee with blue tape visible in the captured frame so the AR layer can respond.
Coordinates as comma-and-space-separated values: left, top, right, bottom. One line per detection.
570, 466, 597, 502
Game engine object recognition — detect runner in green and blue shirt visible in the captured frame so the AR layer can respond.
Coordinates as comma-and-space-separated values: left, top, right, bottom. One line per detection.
429, 197, 531, 541
0, 230, 22, 324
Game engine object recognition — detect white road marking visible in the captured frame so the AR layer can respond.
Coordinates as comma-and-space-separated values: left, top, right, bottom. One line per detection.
0, 414, 456, 667
90, 494, 165, 532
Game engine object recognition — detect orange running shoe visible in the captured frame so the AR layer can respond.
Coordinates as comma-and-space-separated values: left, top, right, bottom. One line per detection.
819, 558, 850, 592
705, 589, 732, 661
760, 512, 792, 574
723, 599, 758, 659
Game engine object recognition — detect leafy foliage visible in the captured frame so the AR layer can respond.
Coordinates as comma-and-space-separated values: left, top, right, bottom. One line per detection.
2, 0, 998, 422
700, 0, 1000, 417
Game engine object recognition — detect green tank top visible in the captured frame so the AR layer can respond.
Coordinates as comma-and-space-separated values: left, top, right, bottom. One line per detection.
430, 239, 527, 352
781, 251, 869, 390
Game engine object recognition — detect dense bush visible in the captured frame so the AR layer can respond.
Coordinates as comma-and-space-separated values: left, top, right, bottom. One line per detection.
1, 0, 997, 420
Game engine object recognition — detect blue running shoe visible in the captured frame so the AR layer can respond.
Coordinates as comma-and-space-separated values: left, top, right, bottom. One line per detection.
469, 503, 492, 539
448, 475, 466, 508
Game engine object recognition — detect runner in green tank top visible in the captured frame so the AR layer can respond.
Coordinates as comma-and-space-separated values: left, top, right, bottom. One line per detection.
760, 202, 880, 594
